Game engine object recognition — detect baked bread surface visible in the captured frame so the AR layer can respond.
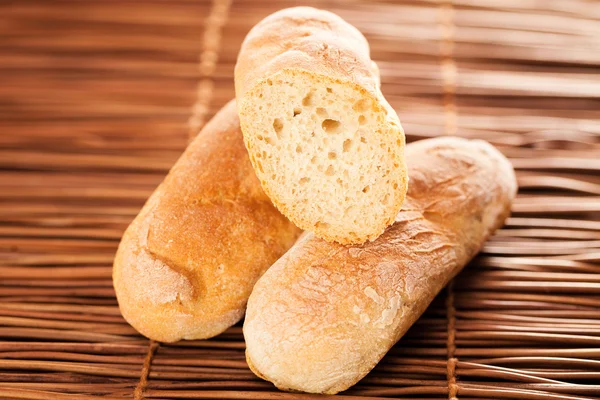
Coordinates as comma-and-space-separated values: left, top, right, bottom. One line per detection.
235, 7, 408, 245
113, 100, 301, 342
243, 137, 517, 393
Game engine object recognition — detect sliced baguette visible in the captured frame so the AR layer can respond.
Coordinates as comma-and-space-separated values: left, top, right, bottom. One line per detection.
235, 7, 408, 245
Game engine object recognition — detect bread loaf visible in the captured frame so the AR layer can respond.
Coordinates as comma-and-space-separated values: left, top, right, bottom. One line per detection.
244, 137, 517, 393
235, 7, 408, 245
113, 100, 301, 342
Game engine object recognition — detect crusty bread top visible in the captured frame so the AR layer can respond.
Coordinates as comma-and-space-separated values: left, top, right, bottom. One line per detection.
235, 7, 377, 101
234, 7, 400, 131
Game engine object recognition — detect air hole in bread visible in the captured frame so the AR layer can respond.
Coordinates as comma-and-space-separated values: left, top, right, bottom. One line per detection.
336, 177, 343, 185
322, 119, 342, 134
273, 119, 284, 138
353, 99, 370, 113
360, 137, 367, 144
315, 221, 329, 229
328, 152, 337, 160
362, 185, 370, 193
325, 165, 335, 176
393, 183, 398, 189
293, 107, 302, 117
267, 79, 273, 86
256, 161, 264, 173
296, 145, 302, 153
326, 87, 333, 93
310, 156, 317, 164
316, 108, 328, 118
299, 177, 310, 185
302, 92, 314, 106
358, 115, 366, 125
343, 139, 353, 152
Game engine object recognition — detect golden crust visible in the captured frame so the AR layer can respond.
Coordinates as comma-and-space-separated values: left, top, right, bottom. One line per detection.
113, 101, 301, 342
235, 7, 378, 101
243, 137, 517, 393
234, 7, 408, 245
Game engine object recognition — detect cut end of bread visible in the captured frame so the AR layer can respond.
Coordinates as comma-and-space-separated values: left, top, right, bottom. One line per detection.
239, 70, 407, 244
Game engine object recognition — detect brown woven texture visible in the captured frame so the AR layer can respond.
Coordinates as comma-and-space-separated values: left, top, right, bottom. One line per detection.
1, 0, 600, 399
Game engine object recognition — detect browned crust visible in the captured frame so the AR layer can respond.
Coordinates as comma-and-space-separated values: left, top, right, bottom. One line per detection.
113, 101, 301, 342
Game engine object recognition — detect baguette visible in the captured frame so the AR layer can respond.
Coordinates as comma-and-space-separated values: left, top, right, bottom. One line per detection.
244, 137, 517, 394
235, 7, 408, 245
113, 100, 301, 342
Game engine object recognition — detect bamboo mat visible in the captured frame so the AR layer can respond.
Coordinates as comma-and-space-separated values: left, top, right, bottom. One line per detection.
1, 0, 600, 399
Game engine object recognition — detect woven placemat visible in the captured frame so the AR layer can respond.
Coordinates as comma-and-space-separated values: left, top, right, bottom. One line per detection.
1, 0, 599, 399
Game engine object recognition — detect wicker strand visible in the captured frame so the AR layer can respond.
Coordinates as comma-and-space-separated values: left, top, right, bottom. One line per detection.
188, 0, 233, 140
133, 340, 159, 400
438, 1, 460, 399
446, 281, 459, 400
437, 0, 457, 137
